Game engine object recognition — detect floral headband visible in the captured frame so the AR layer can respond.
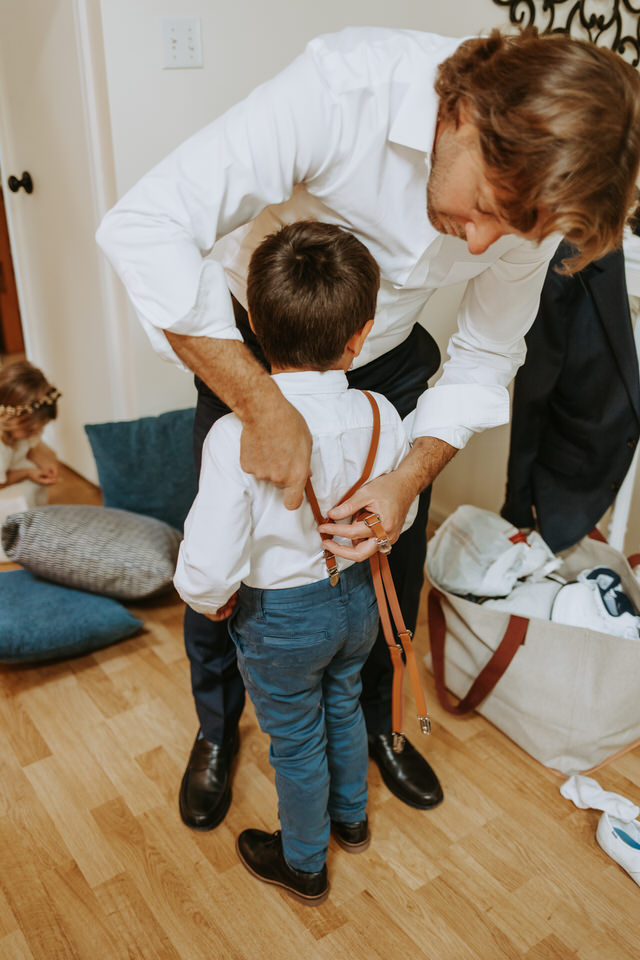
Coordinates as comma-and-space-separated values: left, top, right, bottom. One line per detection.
0, 386, 62, 419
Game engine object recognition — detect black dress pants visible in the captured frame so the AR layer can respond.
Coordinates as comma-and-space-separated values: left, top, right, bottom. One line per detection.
184, 297, 440, 742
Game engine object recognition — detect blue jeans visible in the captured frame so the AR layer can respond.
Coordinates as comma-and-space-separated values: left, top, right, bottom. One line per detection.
228, 562, 379, 873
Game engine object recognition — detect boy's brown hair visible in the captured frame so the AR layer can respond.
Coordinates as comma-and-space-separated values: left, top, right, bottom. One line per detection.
247, 220, 380, 369
436, 28, 640, 272
0, 360, 59, 427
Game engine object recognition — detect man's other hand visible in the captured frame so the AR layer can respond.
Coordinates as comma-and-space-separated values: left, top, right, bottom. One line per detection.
240, 393, 312, 510
318, 470, 415, 561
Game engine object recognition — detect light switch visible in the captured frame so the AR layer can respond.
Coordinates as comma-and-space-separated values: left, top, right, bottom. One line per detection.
162, 18, 203, 70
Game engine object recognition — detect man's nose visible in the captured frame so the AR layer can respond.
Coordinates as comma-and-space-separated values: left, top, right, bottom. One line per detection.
465, 218, 507, 255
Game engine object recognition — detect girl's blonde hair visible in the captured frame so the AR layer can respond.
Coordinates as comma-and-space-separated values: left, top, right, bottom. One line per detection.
0, 361, 60, 428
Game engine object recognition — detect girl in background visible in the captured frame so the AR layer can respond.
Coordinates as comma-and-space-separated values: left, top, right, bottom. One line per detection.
0, 361, 61, 559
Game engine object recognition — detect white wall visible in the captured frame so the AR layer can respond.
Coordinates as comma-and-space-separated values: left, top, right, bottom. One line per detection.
101, 1, 509, 196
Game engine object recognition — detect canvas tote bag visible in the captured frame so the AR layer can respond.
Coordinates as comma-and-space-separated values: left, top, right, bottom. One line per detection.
426, 531, 640, 775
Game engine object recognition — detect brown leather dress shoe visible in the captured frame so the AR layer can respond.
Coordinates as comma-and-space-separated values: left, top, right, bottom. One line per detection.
236, 829, 329, 906
368, 733, 443, 809
331, 816, 370, 853
179, 732, 238, 830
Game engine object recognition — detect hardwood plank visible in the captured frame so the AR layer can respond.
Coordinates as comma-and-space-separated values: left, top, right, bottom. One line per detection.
94, 871, 182, 960
0, 882, 20, 939
91, 797, 244, 960
0, 760, 73, 872
0, 819, 77, 960
23, 756, 123, 888
0, 688, 51, 767
0, 930, 36, 960
39, 861, 128, 960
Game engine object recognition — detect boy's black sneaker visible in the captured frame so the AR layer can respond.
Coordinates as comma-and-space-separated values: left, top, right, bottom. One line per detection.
236, 829, 329, 906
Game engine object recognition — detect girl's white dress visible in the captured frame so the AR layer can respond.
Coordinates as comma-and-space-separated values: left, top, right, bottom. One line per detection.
0, 436, 48, 561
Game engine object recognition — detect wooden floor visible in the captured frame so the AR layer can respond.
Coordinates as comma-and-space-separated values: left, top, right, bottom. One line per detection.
1, 466, 639, 959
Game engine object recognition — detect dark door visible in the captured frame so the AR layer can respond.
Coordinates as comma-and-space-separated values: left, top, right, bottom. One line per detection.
0, 183, 25, 355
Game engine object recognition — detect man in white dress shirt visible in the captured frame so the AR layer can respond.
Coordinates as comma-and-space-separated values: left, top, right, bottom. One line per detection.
97, 26, 640, 830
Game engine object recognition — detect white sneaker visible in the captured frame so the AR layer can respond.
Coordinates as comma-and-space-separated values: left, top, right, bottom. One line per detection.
551, 567, 640, 640
596, 811, 640, 886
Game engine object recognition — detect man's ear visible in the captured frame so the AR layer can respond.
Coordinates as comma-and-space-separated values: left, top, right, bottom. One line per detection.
247, 310, 256, 335
346, 318, 374, 359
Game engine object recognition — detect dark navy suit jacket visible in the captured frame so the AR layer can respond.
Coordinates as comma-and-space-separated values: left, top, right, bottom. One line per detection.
501, 242, 640, 553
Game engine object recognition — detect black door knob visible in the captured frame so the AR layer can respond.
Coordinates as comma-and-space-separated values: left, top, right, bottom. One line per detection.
7, 172, 33, 194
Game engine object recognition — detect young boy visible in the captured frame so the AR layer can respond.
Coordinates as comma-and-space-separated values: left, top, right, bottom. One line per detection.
174, 220, 417, 906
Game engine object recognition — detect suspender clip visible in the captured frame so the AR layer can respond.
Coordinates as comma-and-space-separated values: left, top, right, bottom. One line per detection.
392, 732, 406, 754
419, 716, 432, 736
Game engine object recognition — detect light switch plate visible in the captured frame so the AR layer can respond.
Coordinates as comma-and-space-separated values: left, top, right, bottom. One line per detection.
162, 18, 203, 70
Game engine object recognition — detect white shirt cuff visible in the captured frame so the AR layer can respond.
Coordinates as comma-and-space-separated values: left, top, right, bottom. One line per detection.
114, 255, 244, 369
407, 384, 511, 449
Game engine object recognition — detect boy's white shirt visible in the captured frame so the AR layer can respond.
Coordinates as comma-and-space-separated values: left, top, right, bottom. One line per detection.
174, 369, 418, 615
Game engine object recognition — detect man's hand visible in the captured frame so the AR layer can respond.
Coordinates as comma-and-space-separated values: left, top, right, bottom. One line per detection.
240, 392, 312, 510
164, 331, 312, 509
318, 469, 416, 561
318, 436, 457, 560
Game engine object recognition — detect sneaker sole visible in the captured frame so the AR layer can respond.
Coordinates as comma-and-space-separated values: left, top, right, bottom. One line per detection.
235, 838, 330, 906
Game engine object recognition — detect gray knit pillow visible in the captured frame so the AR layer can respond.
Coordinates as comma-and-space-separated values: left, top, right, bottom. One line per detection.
1, 505, 181, 600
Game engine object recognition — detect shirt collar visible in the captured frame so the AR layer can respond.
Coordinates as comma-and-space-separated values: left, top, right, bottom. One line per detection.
388, 34, 467, 165
271, 369, 348, 396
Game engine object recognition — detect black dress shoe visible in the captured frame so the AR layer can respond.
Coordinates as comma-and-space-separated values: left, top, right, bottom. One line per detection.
236, 829, 329, 906
368, 733, 443, 809
179, 732, 239, 830
331, 816, 370, 853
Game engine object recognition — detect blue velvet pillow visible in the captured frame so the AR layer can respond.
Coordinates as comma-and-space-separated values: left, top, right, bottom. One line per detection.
0, 569, 143, 663
85, 408, 197, 531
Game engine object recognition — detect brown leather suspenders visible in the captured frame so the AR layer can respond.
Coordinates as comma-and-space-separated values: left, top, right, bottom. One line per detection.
304, 390, 431, 751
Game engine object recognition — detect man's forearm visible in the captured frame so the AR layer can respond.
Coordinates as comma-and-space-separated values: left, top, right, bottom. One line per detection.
397, 436, 458, 498
164, 329, 312, 505
164, 329, 282, 423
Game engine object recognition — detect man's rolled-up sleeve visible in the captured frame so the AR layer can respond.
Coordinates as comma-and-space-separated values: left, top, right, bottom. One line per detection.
95, 48, 334, 367
409, 234, 560, 447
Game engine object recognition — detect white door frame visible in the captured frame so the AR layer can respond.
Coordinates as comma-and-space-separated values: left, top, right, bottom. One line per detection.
0, 0, 137, 454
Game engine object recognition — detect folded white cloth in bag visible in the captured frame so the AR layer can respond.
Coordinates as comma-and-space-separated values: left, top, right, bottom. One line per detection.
427, 505, 561, 598
482, 576, 564, 618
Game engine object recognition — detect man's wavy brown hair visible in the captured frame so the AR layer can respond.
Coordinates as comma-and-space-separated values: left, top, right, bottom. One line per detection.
435, 28, 640, 272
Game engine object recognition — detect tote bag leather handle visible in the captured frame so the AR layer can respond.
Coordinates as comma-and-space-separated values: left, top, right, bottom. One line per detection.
428, 587, 529, 715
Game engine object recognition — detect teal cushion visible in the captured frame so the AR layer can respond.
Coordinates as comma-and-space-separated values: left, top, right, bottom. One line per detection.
0, 569, 142, 663
84, 408, 197, 531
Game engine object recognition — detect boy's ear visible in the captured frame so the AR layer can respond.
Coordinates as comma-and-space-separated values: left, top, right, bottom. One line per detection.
247, 310, 256, 334
347, 318, 374, 359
